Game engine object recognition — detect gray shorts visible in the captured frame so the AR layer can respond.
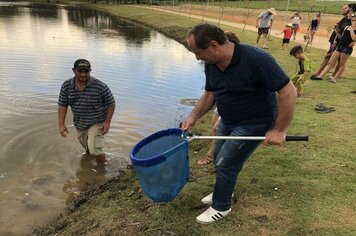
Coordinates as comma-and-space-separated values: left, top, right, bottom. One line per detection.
76, 124, 104, 155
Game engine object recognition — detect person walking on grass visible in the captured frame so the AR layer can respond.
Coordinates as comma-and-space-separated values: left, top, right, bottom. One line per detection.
276, 23, 293, 50
255, 8, 276, 49
196, 108, 220, 165
183, 23, 297, 224
311, 4, 354, 80
291, 11, 302, 40
307, 11, 321, 45
289, 46, 312, 97
58, 59, 116, 165
312, 14, 356, 83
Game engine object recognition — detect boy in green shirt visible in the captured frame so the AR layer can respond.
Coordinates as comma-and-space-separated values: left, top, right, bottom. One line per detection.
290, 46, 312, 97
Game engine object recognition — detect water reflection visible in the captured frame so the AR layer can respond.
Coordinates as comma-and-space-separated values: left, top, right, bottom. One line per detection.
62, 154, 108, 204
28, 4, 59, 19
0, 5, 21, 17
66, 7, 151, 45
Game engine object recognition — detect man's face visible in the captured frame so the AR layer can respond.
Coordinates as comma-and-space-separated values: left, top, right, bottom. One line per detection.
73, 68, 91, 82
341, 5, 349, 15
187, 34, 218, 64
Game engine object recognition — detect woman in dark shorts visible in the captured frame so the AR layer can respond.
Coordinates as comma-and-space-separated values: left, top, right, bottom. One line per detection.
313, 14, 356, 83
308, 11, 321, 44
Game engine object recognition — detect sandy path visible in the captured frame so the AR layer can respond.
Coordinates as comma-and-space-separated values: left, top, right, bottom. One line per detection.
137, 5, 355, 57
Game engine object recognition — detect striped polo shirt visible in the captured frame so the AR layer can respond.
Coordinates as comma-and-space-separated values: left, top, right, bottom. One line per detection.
58, 76, 115, 130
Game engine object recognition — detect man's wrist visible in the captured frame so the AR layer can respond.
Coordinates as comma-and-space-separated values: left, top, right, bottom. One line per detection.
272, 127, 286, 133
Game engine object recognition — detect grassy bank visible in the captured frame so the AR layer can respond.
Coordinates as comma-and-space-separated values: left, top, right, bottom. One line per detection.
34, 2, 356, 235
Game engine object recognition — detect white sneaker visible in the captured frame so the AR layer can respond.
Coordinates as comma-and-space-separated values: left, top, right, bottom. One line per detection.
201, 192, 234, 205
196, 206, 231, 224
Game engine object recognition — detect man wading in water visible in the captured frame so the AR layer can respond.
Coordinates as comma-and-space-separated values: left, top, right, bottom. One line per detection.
58, 59, 115, 165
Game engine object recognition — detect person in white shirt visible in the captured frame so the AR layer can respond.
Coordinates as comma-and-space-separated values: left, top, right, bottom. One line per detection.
256, 8, 276, 49
291, 11, 302, 40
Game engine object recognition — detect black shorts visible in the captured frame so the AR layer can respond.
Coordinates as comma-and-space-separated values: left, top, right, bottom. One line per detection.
292, 24, 299, 29
282, 38, 290, 44
310, 27, 317, 31
258, 27, 269, 35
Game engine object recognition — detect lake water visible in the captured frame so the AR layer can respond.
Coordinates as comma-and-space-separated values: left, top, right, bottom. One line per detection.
0, 2, 204, 234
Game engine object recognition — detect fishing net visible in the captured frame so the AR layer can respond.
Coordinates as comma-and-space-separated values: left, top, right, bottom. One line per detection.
130, 128, 189, 202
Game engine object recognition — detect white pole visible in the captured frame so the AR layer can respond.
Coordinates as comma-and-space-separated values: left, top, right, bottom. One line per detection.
188, 135, 266, 141
284, 0, 291, 24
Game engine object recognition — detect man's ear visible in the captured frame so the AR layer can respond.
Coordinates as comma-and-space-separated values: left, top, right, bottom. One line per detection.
209, 40, 220, 49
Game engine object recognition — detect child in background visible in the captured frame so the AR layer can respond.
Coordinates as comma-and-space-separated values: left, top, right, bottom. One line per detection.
289, 46, 312, 97
197, 108, 219, 165
291, 11, 302, 40
276, 23, 293, 50
307, 11, 321, 44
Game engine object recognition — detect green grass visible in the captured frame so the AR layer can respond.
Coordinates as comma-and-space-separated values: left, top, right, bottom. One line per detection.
60, 0, 354, 15
34, 2, 356, 235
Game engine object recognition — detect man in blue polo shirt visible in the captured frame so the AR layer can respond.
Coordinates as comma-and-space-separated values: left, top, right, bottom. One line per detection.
58, 59, 115, 165
182, 23, 297, 224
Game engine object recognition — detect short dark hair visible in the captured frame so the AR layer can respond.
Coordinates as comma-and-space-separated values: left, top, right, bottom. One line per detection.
290, 45, 303, 56
225, 31, 241, 43
348, 3, 356, 12
187, 23, 227, 50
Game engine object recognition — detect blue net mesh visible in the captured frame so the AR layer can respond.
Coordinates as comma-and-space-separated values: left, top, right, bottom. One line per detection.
130, 128, 189, 202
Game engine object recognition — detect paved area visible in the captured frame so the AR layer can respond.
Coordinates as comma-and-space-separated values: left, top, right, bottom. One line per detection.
139, 5, 355, 57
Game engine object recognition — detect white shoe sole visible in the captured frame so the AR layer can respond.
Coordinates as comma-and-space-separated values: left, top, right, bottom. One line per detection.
196, 207, 231, 224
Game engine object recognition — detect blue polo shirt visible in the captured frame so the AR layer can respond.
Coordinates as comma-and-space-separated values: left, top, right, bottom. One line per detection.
205, 43, 289, 126
58, 76, 115, 130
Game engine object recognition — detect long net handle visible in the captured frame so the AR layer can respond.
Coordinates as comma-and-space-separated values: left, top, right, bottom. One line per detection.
185, 135, 308, 142
286, 135, 309, 141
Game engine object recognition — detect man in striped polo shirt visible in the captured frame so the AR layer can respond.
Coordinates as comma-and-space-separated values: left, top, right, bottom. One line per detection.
58, 59, 115, 165
182, 23, 297, 224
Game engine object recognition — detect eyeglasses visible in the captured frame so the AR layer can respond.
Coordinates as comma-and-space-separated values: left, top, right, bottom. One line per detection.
78, 68, 90, 73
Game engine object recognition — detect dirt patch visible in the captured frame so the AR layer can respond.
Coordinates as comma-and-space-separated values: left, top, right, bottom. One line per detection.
32, 169, 144, 235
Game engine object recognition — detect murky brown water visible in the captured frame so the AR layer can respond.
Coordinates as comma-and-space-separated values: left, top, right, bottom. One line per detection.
0, 2, 204, 234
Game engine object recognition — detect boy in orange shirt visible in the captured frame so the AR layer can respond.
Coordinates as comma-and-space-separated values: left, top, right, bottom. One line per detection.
276, 23, 293, 50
